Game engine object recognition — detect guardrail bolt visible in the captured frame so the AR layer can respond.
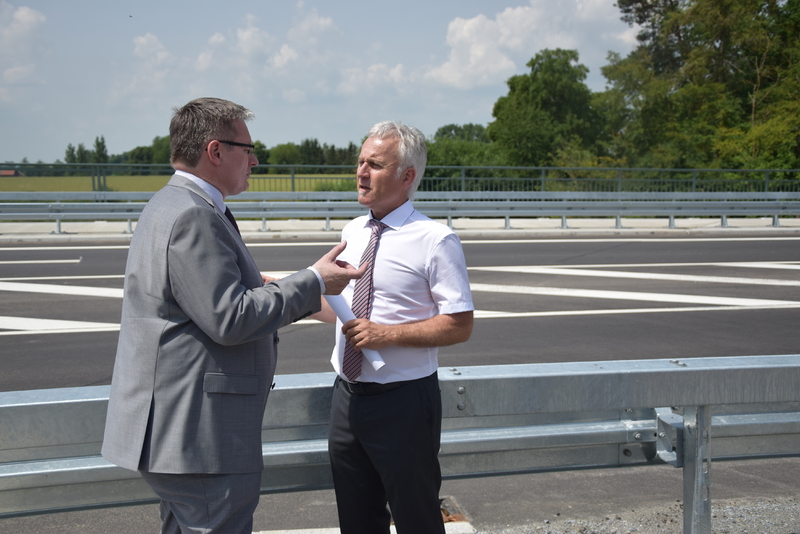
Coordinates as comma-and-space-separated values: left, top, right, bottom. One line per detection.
457, 403, 466, 411
634, 432, 642, 441
623, 448, 632, 457
457, 387, 466, 394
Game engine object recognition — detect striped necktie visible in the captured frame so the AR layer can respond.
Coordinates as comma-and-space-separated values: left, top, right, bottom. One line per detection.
342, 219, 387, 381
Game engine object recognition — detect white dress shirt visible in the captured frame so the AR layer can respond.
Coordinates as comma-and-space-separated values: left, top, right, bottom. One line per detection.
330, 200, 474, 383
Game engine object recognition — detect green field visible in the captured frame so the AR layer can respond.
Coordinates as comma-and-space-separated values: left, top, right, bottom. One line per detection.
0, 174, 356, 193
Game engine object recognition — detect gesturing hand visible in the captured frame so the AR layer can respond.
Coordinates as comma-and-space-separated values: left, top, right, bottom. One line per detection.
312, 241, 368, 295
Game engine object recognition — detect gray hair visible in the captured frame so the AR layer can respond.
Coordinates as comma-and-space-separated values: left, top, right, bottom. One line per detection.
366, 121, 427, 197
169, 97, 254, 168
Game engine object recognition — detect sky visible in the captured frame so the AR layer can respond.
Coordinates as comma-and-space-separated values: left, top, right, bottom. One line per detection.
0, 0, 639, 163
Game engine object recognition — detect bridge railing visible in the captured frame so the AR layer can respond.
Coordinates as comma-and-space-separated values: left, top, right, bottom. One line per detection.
1, 355, 799, 534
1, 163, 799, 193
2, 191, 800, 234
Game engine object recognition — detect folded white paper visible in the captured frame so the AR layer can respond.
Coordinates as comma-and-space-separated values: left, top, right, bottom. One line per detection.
324, 294, 386, 371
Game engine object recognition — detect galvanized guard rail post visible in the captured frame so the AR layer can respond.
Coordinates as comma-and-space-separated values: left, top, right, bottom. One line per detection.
683, 406, 712, 533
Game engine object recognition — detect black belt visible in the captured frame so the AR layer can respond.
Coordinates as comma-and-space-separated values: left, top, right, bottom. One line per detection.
338, 376, 411, 395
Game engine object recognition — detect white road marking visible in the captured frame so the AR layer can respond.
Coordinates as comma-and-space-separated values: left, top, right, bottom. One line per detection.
0, 316, 119, 335
0, 275, 123, 282
0, 281, 123, 298
506, 261, 800, 270
470, 304, 800, 319
3, 259, 798, 335
470, 266, 800, 287
0, 259, 81, 265
469, 283, 799, 306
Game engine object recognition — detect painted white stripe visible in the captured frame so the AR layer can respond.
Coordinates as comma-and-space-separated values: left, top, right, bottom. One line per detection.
253, 522, 475, 534
9, 301, 798, 334
718, 262, 800, 271
0, 281, 123, 298
0, 259, 81, 265
470, 304, 800, 319
0, 275, 123, 282
0, 245, 129, 251
470, 266, 800, 287
494, 261, 800, 270
0, 316, 119, 332
469, 283, 799, 306
460, 237, 800, 245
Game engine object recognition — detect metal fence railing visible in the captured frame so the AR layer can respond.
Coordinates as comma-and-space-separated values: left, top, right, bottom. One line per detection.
2, 355, 799, 534
2, 163, 799, 193
2, 191, 800, 234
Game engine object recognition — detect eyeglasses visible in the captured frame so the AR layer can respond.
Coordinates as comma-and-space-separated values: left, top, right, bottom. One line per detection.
218, 140, 255, 155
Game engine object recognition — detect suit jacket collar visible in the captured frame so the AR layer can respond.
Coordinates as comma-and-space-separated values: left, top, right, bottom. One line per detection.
167, 174, 218, 212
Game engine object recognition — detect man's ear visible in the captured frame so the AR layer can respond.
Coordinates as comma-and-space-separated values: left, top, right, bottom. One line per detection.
400, 167, 416, 189
205, 140, 223, 166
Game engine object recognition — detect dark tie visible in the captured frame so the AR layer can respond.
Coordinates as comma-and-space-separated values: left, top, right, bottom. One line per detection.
224, 207, 240, 235
342, 219, 387, 381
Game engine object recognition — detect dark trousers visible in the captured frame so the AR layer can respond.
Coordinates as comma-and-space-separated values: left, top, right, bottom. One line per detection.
328, 372, 445, 534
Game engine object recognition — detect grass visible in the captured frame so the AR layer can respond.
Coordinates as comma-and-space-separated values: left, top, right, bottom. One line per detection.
0, 174, 357, 193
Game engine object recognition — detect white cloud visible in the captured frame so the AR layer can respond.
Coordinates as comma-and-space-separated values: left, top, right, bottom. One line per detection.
272, 44, 298, 68
425, 0, 636, 90
337, 63, 408, 95
235, 14, 274, 58
283, 88, 306, 102
425, 13, 517, 89
0, 1, 45, 54
3, 63, 34, 83
132, 33, 170, 65
287, 5, 335, 46
0, 2, 45, 91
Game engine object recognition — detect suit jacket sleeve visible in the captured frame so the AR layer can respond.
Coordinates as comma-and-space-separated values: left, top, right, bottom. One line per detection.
168, 202, 317, 345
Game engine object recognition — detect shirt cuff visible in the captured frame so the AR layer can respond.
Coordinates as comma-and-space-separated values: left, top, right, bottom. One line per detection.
307, 266, 326, 294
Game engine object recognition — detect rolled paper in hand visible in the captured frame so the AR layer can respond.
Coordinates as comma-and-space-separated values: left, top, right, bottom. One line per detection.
323, 294, 386, 371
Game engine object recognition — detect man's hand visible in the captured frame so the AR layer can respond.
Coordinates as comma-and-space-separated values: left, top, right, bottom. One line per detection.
312, 241, 367, 295
342, 318, 393, 351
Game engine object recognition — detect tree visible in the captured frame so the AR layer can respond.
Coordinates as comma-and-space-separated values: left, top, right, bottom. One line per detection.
93, 136, 108, 164
268, 143, 302, 166
128, 146, 153, 164
488, 49, 598, 166
151, 136, 171, 164
434, 124, 489, 143
65, 144, 77, 164
299, 138, 325, 166
606, 0, 800, 169
323, 142, 358, 168
75, 143, 91, 164
253, 141, 269, 165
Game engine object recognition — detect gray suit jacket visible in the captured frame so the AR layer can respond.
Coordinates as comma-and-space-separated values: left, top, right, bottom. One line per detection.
102, 175, 320, 474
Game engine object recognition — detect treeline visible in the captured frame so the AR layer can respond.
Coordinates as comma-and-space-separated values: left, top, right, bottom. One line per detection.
52, 0, 799, 175
54, 135, 360, 173
428, 0, 800, 174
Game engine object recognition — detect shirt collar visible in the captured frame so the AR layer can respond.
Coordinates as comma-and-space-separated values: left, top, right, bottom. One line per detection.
174, 170, 225, 212
369, 200, 414, 230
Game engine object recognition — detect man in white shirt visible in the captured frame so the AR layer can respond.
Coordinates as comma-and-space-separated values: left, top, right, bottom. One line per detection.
317, 121, 474, 533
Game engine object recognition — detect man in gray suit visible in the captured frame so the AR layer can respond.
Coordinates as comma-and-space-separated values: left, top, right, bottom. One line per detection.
102, 97, 365, 534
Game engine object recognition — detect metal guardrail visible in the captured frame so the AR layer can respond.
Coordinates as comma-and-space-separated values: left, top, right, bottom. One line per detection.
1, 355, 799, 534
2, 191, 800, 234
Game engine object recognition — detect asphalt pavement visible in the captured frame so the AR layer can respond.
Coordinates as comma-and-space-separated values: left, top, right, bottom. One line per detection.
1, 215, 799, 533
